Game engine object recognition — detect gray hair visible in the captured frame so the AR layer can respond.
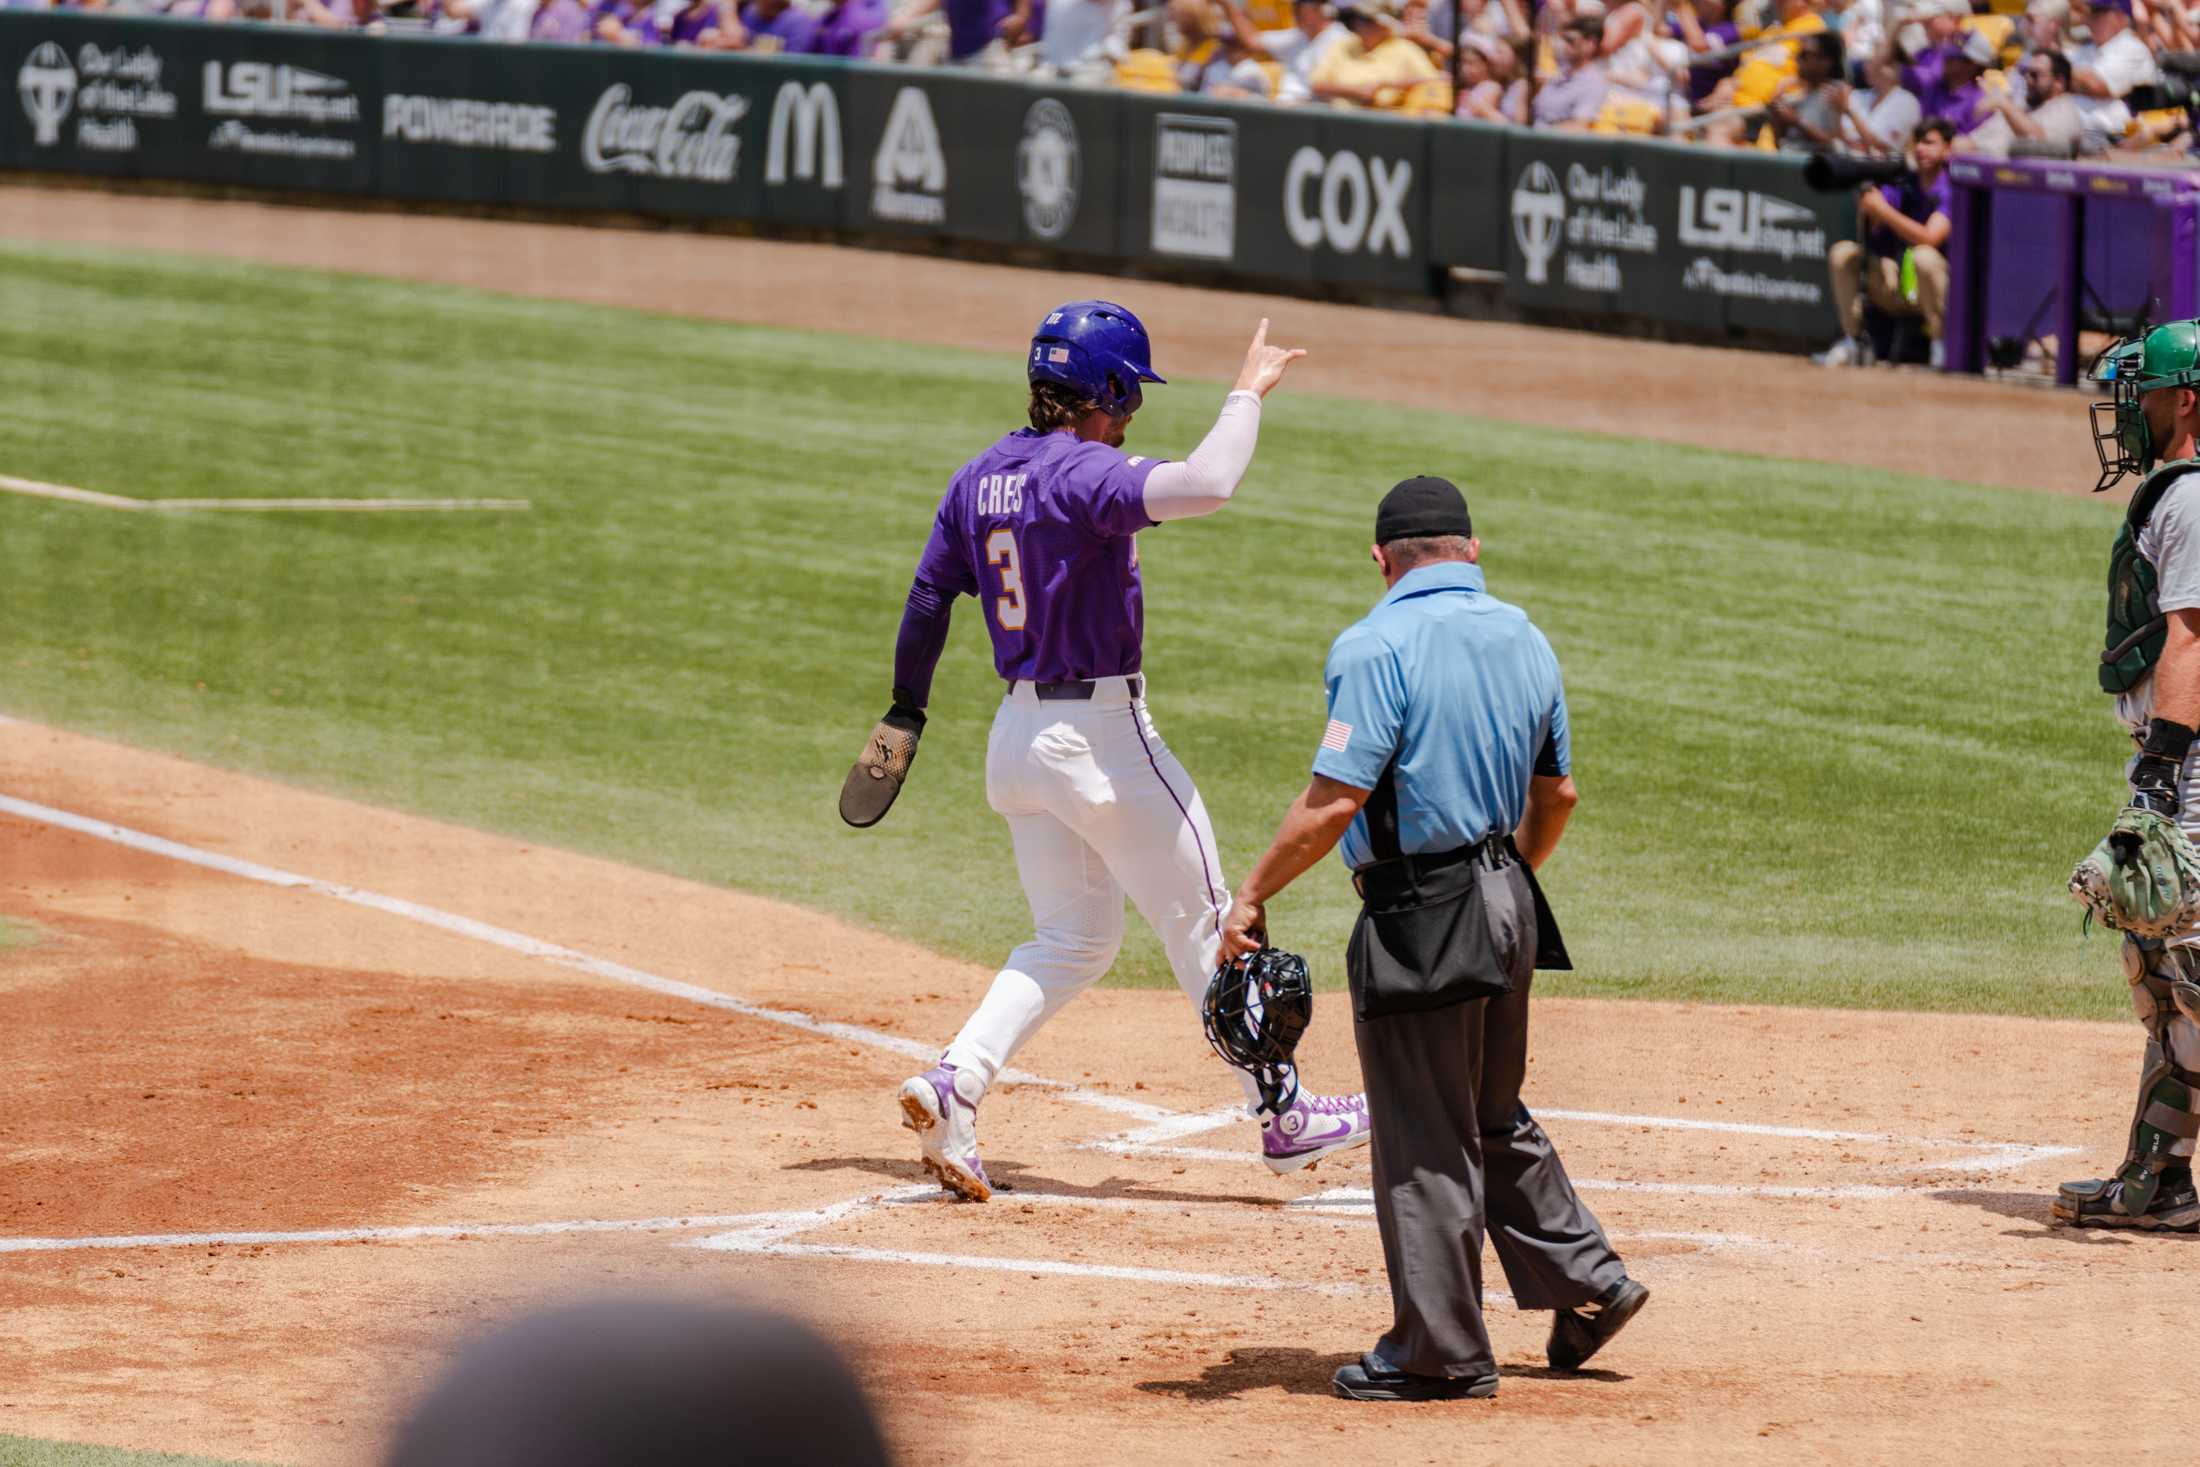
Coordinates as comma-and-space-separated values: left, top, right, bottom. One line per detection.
1380, 534, 1474, 570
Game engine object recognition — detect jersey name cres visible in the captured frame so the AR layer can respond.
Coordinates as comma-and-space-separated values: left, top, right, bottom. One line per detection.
976, 473, 1027, 517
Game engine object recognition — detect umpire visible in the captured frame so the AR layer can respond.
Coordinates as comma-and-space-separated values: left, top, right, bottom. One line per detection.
1221, 476, 1647, 1402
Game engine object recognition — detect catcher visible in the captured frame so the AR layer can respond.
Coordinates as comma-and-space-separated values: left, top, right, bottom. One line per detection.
2063, 321, 2200, 1231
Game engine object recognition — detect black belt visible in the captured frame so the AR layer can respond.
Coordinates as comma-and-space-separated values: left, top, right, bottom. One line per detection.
1352, 831, 1513, 901
1013, 676, 1143, 701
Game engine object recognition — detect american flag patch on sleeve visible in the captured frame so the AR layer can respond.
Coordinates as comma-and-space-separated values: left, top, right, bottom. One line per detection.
1320, 719, 1353, 752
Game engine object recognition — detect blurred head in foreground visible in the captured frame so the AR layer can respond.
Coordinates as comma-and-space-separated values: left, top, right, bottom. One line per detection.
386, 1297, 893, 1467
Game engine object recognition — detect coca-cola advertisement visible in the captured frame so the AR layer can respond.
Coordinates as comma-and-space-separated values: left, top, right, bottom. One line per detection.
580, 83, 748, 185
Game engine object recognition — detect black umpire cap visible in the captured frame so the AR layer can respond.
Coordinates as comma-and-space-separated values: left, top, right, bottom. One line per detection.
1375, 475, 1473, 545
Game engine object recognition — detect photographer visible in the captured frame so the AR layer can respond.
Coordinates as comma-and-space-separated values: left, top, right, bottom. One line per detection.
1814, 116, 1955, 369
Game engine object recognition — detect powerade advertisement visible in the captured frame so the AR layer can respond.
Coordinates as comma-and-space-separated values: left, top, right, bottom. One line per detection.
2, 12, 1845, 340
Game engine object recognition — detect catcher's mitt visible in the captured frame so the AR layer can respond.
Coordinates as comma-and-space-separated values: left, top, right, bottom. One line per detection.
2070, 806, 2200, 939
838, 702, 924, 828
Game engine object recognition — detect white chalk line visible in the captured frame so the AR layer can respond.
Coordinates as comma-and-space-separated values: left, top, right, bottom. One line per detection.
701, 1188, 1748, 1298
1288, 1182, 1927, 1213
1085, 1108, 2077, 1180
1098, 1106, 1251, 1148
4, 1180, 2044, 1288
0, 1211, 804, 1255
0, 472, 528, 513
706, 1238, 1396, 1298
0, 781, 2087, 1293
0, 1191, 943, 1259
695, 1186, 1409, 1298
0, 1178, 1930, 1302
0, 793, 1177, 1128
1536, 1108, 2077, 1172
0, 1186, 1770, 1264
0, 789, 2079, 1170
1088, 1139, 2042, 1199
889, 1189, 1775, 1253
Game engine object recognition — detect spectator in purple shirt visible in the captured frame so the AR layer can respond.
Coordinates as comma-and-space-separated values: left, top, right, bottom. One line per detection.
877, 0, 1015, 63
530, 0, 591, 37
729, 0, 821, 49
1533, 14, 1609, 127
814, 0, 892, 53
592, 0, 650, 43
1896, 0, 1965, 101
626, 1, 676, 40
1673, 0, 1739, 107
300, 0, 366, 25
950, 0, 1018, 60
641, 0, 723, 41
1915, 28, 1995, 135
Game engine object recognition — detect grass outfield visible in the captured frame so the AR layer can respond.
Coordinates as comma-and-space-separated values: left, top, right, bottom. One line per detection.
0, 1437, 260, 1467
0, 242, 2136, 1018
0, 917, 35, 950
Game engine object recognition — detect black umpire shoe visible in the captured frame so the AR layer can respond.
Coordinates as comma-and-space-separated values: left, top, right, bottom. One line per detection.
1547, 1277, 1651, 1373
1331, 1354, 1498, 1402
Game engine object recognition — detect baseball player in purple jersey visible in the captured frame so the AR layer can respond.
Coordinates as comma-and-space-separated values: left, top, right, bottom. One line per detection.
843, 302, 1374, 1202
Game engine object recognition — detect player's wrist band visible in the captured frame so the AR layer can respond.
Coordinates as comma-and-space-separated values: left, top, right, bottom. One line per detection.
2144, 717, 2198, 764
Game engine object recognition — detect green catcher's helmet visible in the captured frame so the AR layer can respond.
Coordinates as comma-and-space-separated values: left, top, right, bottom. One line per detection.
2092, 320, 2200, 493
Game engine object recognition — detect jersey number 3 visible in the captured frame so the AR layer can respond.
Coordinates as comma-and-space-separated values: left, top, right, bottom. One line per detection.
986, 528, 1027, 631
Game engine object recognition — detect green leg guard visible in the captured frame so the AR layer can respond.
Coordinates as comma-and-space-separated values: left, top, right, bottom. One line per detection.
2054, 939, 2200, 1228
2114, 1071, 2198, 1214
2173, 976, 2200, 1027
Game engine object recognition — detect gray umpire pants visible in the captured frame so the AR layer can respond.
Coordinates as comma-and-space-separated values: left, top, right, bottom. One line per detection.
1352, 973, 1627, 1378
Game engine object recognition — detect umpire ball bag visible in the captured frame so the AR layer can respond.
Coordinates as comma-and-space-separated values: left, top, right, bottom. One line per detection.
1202, 948, 1313, 1114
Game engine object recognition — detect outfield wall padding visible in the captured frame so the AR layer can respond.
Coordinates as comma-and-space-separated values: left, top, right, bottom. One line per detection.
0, 12, 1851, 341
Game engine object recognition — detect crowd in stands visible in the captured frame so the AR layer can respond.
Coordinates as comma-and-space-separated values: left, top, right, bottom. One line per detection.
12, 0, 2197, 157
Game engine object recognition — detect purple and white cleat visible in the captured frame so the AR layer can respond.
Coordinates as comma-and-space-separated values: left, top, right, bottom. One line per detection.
1261, 1089, 1373, 1174
898, 1063, 992, 1202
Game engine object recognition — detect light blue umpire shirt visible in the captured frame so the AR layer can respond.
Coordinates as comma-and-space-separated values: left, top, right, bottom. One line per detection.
1311, 561, 1571, 872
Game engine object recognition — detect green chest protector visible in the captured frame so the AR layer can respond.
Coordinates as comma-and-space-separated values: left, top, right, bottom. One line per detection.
2103, 462, 2200, 694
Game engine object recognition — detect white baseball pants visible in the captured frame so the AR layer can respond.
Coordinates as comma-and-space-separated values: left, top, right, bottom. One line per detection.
941, 675, 1271, 1110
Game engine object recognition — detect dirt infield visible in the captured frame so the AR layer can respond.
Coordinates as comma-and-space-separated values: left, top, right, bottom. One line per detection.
0, 182, 2102, 495
0, 715, 2184, 1465
0, 187, 2175, 1463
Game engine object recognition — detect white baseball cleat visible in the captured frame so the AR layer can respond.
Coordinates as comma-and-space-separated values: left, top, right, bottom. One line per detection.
1261, 1089, 1373, 1174
1812, 335, 1867, 368
899, 1063, 992, 1202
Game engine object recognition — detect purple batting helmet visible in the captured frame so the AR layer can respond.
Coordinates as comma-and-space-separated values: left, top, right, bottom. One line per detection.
1028, 300, 1166, 418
